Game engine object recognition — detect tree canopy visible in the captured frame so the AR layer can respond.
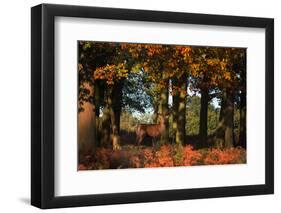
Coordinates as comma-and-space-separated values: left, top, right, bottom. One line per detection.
78, 41, 246, 152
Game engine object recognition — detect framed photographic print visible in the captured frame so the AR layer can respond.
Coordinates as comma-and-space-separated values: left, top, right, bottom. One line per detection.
31, 3, 274, 209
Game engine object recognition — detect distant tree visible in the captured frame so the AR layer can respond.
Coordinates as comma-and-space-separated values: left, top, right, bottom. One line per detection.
186, 96, 200, 135
185, 96, 218, 136
120, 111, 139, 133
122, 70, 153, 114
208, 102, 219, 135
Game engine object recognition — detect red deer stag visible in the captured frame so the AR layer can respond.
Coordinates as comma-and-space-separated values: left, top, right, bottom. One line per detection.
135, 114, 169, 146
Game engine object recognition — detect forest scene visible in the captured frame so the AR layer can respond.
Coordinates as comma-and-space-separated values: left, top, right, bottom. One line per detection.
78, 41, 246, 170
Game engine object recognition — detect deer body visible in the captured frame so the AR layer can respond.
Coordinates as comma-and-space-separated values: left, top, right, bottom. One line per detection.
135, 114, 167, 145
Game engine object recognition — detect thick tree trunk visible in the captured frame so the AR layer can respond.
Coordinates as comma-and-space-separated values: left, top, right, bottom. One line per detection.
159, 80, 169, 145
78, 102, 96, 153
99, 84, 122, 150
172, 78, 179, 144
109, 108, 120, 150
100, 107, 111, 148
78, 82, 96, 153
224, 90, 235, 148
112, 82, 123, 133
91, 83, 97, 151
176, 76, 187, 145
199, 88, 209, 147
212, 91, 227, 148
107, 87, 121, 150
99, 87, 111, 148
219, 96, 225, 122
239, 91, 246, 148
153, 94, 159, 123
93, 82, 100, 146
239, 60, 247, 149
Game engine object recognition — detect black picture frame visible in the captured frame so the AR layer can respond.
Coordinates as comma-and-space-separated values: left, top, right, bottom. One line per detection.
31, 3, 274, 209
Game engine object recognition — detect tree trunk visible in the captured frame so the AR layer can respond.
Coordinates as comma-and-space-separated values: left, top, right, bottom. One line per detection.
239, 61, 246, 149
105, 87, 120, 150
78, 82, 96, 153
94, 82, 100, 146
112, 82, 123, 133
78, 102, 96, 153
172, 77, 179, 144
212, 91, 226, 148
224, 90, 235, 148
91, 83, 97, 151
159, 80, 169, 144
100, 108, 111, 148
239, 91, 246, 148
109, 108, 120, 150
99, 87, 111, 148
199, 88, 209, 147
176, 76, 187, 145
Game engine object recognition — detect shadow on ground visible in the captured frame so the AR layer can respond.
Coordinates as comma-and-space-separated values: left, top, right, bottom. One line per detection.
19, 197, 30, 205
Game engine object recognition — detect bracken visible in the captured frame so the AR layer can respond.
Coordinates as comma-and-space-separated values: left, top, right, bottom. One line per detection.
78, 145, 246, 170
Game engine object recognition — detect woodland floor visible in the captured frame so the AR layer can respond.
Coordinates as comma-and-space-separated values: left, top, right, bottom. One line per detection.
78, 139, 246, 170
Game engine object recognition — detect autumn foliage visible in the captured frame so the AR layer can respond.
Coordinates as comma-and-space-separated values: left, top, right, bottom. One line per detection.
78, 41, 247, 170
78, 145, 246, 170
